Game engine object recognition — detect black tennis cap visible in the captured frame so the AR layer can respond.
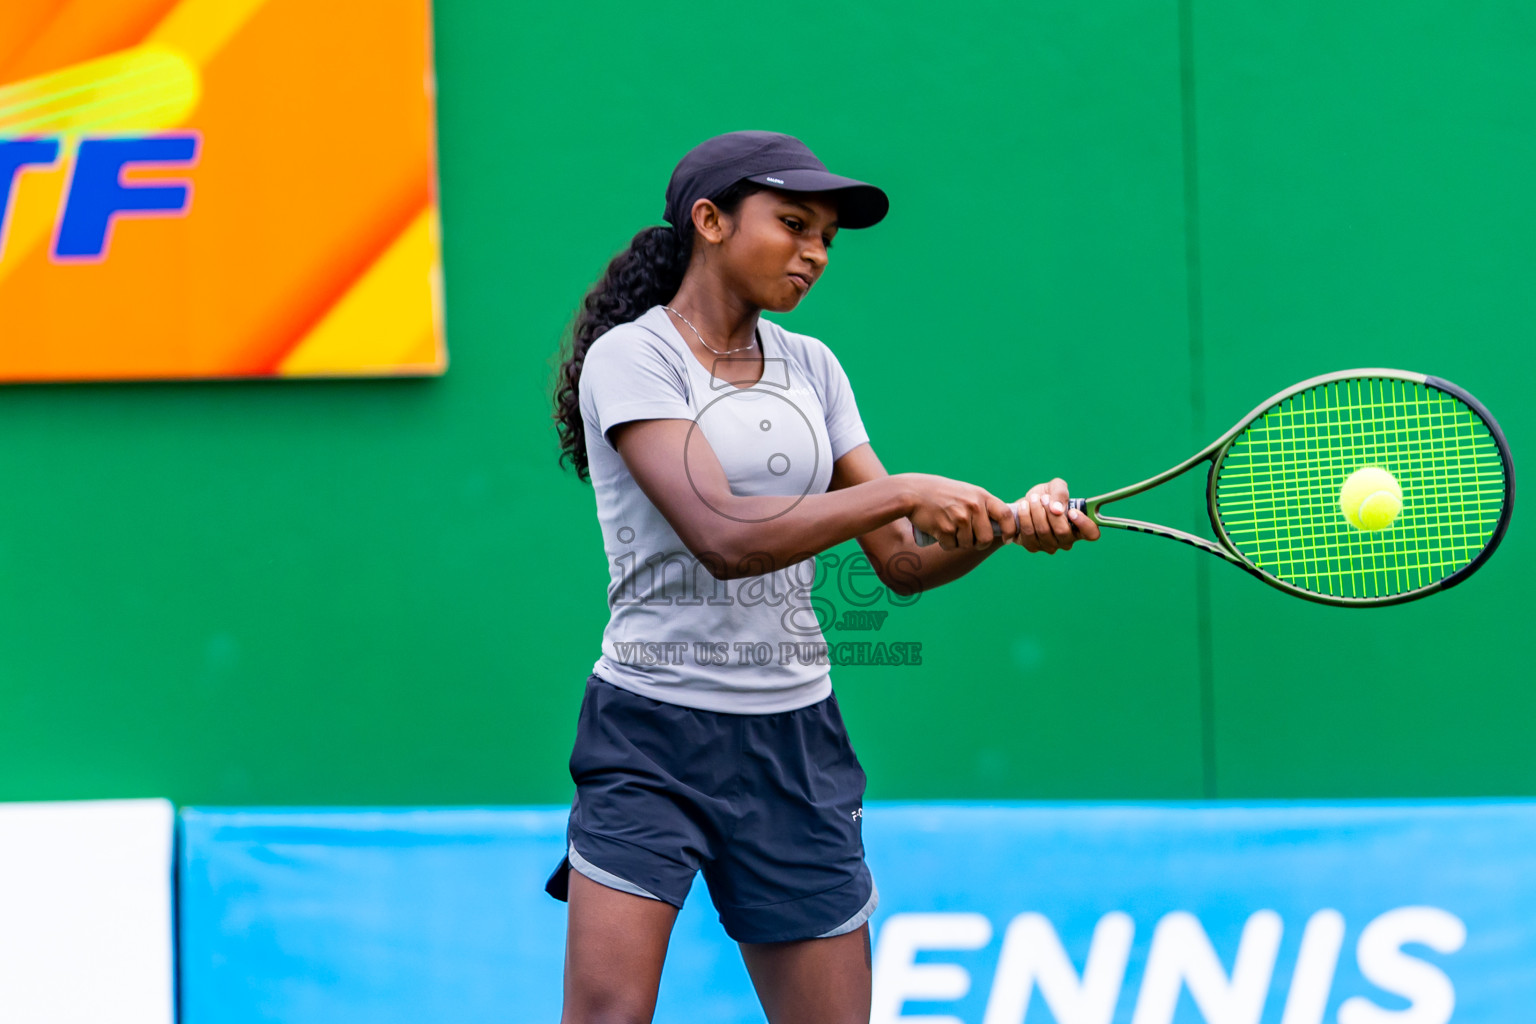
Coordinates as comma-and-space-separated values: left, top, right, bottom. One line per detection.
663, 130, 889, 232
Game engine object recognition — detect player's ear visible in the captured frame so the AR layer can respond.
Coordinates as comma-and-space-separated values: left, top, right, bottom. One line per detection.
691, 198, 728, 246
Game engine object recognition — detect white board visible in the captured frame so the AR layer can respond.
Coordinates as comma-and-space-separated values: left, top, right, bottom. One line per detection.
0, 798, 174, 1024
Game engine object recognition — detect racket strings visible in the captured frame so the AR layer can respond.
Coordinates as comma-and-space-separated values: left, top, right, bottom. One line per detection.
1213, 377, 1507, 599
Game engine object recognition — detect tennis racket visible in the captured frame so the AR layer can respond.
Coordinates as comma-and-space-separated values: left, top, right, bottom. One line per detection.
913, 369, 1515, 607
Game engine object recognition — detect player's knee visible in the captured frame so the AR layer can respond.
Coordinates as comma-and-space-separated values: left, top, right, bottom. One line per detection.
561, 988, 656, 1024
561, 1007, 654, 1024
561, 1001, 652, 1024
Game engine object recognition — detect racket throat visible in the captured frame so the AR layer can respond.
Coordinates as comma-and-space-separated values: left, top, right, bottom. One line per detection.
1080, 458, 1250, 571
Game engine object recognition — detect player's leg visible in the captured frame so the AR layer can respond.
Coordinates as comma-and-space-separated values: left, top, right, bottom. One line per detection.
560, 868, 680, 1024
549, 675, 720, 1023
710, 689, 878, 1024
738, 923, 873, 1024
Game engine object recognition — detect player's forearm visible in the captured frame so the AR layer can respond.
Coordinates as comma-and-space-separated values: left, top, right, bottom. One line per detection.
882, 537, 1008, 597
700, 476, 915, 580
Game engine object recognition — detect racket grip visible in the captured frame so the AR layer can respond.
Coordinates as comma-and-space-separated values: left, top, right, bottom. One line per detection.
912, 499, 1086, 547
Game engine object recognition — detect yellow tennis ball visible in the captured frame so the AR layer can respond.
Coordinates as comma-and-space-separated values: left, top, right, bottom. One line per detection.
1358, 489, 1402, 530
1340, 466, 1403, 531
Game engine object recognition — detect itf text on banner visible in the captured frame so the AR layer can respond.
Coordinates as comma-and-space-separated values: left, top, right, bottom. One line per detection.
0, 0, 444, 382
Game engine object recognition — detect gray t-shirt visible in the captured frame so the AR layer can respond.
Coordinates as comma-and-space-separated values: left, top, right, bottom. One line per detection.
579, 304, 871, 713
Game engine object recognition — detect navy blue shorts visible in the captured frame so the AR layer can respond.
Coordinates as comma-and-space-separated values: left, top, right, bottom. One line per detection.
544, 673, 877, 944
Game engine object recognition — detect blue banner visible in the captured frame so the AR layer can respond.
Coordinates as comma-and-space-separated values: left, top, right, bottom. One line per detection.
178, 802, 1536, 1023
862, 802, 1536, 1024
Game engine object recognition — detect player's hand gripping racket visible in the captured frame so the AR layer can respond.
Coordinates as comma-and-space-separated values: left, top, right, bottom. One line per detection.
914, 369, 1515, 606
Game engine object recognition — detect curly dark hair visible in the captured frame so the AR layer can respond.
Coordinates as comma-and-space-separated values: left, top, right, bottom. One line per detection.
552, 180, 768, 482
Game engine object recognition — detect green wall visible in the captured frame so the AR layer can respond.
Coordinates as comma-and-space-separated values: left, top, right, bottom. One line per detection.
1, 0, 1529, 806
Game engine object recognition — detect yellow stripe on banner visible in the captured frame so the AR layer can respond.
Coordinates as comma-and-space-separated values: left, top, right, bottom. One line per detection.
0, 0, 274, 136
278, 205, 443, 376
0, 44, 199, 137
146, 0, 270, 67
0, 0, 270, 135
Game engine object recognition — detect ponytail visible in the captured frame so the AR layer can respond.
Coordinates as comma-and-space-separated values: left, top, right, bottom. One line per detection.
552, 180, 766, 482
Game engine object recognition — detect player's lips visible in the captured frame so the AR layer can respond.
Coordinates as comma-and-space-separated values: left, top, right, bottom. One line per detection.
788, 273, 813, 291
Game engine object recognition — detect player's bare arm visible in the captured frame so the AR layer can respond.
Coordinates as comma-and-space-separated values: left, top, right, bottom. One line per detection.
609, 419, 1021, 582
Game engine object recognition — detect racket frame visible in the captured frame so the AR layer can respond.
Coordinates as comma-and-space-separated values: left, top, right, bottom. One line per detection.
1078, 368, 1515, 607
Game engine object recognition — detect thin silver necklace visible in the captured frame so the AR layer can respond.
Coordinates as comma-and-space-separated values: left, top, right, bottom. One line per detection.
664, 305, 759, 356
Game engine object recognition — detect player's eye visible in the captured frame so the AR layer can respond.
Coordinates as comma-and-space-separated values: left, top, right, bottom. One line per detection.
783, 217, 834, 250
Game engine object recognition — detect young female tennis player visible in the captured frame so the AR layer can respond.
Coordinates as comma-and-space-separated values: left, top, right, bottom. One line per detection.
548, 130, 1099, 1024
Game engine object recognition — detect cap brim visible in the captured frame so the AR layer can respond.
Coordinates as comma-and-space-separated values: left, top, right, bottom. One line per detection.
744, 168, 889, 229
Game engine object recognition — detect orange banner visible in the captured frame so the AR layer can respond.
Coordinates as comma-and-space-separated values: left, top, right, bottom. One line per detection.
0, 0, 444, 381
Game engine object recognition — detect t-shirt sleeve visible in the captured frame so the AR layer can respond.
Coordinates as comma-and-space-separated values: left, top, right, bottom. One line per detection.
808, 338, 870, 461
579, 327, 695, 447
